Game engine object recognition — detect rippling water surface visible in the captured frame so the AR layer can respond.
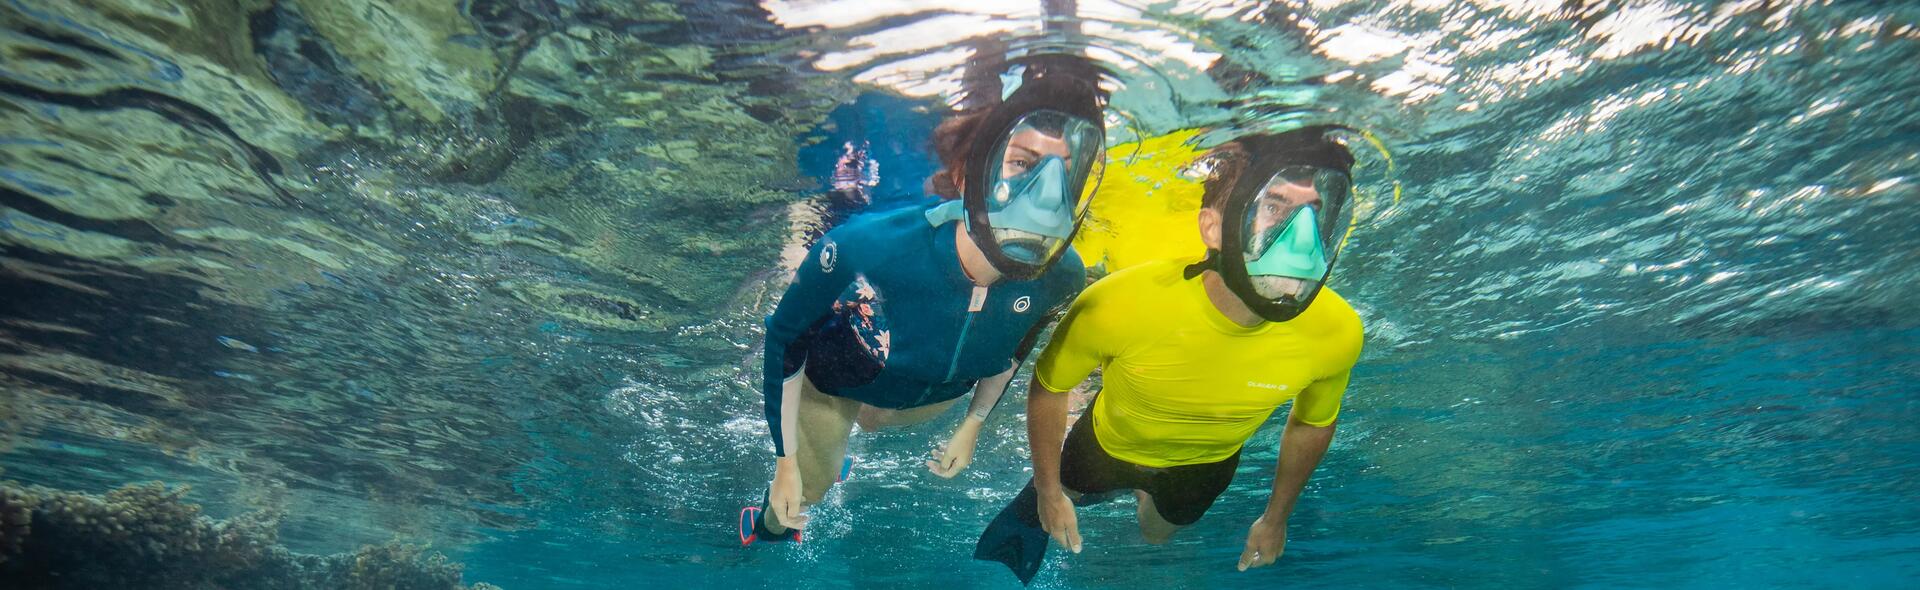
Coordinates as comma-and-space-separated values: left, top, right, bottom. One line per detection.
1, 0, 1916, 588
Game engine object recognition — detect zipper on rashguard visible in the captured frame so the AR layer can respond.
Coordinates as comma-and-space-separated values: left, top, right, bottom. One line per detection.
926, 285, 987, 406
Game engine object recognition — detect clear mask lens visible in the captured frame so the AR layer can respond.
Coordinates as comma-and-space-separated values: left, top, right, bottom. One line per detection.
982, 111, 1104, 264
1240, 166, 1354, 300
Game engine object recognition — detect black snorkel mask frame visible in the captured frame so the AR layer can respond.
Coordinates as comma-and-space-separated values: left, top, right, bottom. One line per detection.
1187, 126, 1358, 323
960, 56, 1109, 281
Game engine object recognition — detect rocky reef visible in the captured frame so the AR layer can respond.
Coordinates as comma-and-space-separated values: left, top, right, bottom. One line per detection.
0, 0, 850, 554
0, 481, 497, 589
1, 0, 845, 316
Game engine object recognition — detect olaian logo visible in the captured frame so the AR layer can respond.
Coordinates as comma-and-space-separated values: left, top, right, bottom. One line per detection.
1246, 381, 1289, 391
1012, 296, 1032, 313
819, 240, 838, 273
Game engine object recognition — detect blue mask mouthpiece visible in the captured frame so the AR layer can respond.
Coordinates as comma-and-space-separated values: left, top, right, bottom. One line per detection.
987, 155, 1075, 242
1245, 205, 1329, 280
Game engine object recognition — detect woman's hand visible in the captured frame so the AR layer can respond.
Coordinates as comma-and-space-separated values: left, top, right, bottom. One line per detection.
768, 456, 809, 530
927, 417, 984, 478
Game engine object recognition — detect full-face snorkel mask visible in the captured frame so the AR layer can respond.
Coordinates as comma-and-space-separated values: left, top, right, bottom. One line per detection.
961, 57, 1107, 280
1187, 127, 1357, 322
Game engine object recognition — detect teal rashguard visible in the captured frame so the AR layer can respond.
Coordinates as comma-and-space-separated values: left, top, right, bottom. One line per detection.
760, 202, 1084, 456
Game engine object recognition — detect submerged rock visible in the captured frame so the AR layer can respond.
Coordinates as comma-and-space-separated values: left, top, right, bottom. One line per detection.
0, 481, 496, 589
0, 0, 848, 571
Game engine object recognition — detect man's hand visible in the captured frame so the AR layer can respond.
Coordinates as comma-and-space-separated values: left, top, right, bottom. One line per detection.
769, 456, 809, 530
927, 417, 984, 478
1237, 514, 1286, 571
1038, 488, 1083, 553
1241, 415, 1333, 570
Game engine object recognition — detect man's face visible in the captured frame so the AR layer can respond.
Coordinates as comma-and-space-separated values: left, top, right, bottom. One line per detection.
1245, 174, 1326, 299
1000, 128, 1073, 179
1249, 174, 1322, 238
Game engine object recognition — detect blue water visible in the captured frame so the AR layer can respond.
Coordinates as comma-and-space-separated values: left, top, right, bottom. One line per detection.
797, 92, 945, 209
2, 0, 1917, 588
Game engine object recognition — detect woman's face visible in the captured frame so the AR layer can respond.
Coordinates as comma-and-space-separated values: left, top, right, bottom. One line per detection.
998, 128, 1073, 179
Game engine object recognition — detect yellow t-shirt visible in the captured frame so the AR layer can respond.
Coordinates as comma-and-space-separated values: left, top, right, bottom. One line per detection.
1033, 258, 1364, 468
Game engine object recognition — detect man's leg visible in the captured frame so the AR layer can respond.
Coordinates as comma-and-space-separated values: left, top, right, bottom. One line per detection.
763, 376, 860, 534
854, 398, 961, 431
1134, 491, 1184, 544
1057, 409, 1137, 506
1131, 451, 1242, 544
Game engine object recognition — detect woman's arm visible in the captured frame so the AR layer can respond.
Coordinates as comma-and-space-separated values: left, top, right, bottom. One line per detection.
762, 235, 859, 457
927, 365, 1014, 477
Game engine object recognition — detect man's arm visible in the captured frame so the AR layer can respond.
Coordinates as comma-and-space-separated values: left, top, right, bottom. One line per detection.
1029, 379, 1082, 553
1022, 281, 1103, 553
1238, 404, 1339, 570
1266, 418, 1336, 522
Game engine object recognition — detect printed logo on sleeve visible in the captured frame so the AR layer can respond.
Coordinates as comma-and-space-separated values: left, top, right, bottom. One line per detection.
1013, 296, 1032, 313
819, 240, 838, 273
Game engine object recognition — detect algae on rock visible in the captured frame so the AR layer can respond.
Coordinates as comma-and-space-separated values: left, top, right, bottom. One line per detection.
0, 481, 495, 589
290, 0, 500, 125
0, 0, 853, 572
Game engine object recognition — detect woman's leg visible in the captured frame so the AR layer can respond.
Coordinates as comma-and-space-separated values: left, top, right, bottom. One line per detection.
854, 397, 961, 431
795, 378, 862, 502
764, 376, 860, 534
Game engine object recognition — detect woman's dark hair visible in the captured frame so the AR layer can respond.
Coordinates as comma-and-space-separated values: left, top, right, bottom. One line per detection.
928, 111, 988, 199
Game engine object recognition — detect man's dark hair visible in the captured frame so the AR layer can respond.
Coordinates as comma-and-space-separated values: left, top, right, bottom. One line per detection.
1198, 126, 1354, 210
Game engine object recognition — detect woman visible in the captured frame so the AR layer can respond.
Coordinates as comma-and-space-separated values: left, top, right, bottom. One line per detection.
741, 56, 1109, 546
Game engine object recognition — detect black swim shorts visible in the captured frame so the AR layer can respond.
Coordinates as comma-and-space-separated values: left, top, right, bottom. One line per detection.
1058, 407, 1242, 526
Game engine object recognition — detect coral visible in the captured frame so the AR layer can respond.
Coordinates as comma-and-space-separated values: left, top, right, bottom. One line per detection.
1, 484, 33, 559
0, 481, 494, 589
0, 383, 16, 476
338, 542, 467, 590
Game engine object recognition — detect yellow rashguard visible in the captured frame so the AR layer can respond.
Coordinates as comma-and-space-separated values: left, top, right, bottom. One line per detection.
1033, 258, 1364, 468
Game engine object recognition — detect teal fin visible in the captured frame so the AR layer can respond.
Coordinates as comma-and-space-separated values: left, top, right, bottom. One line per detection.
974, 480, 1049, 585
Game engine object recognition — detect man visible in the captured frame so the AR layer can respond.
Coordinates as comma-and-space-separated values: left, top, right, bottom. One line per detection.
976, 126, 1365, 583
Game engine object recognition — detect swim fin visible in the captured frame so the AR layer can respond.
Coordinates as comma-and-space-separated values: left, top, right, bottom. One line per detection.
973, 480, 1050, 585
739, 490, 802, 546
